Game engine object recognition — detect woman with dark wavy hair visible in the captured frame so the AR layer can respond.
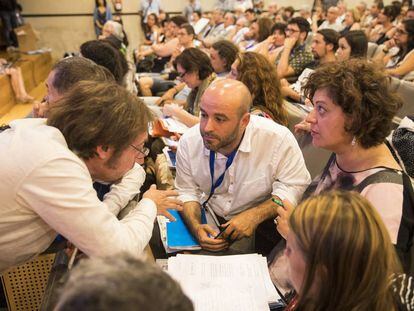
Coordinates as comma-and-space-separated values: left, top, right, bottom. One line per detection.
228, 51, 288, 126
277, 59, 414, 272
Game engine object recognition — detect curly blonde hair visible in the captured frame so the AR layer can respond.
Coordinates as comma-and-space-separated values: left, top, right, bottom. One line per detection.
236, 52, 287, 126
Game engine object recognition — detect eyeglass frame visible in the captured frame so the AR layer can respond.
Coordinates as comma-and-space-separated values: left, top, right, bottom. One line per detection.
130, 143, 150, 158
285, 27, 300, 34
395, 27, 408, 35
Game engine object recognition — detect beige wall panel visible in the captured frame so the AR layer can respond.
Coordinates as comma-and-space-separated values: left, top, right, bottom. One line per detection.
20, 0, 389, 60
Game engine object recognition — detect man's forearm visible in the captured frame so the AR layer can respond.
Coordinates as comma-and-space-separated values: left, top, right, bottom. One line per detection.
246, 196, 281, 226
181, 201, 202, 236
277, 48, 291, 78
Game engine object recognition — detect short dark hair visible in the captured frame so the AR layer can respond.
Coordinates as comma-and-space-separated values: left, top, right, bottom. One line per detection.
47, 81, 153, 160
55, 254, 193, 311
180, 23, 195, 36
341, 30, 368, 58
382, 5, 398, 22
170, 15, 188, 27
211, 40, 239, 72
51, 57, 115, 95
288, 17, 311, 35
174, 48, 214, 80
303, 59, 402, 148
80, 40, 128, 85
245, 8, 255, 14
317, 29, 340, 51
271, 22, 287, 35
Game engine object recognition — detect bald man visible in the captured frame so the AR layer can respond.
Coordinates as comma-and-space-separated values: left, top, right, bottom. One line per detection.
175, 79, 311, 254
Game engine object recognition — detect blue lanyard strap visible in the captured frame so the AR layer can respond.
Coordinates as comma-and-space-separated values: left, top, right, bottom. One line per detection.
200, 149, 237, 224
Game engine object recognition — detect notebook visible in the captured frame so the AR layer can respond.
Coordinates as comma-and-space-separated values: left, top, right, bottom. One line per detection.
166, 210, 201, 250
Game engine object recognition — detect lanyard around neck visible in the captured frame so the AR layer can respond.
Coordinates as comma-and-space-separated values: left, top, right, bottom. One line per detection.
200, 149, 237, 224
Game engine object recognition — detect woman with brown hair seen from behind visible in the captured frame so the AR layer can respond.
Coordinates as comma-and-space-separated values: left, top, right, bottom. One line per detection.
284, 191, 414, 310
228, 51, 288, 126
276, 59, 414, 272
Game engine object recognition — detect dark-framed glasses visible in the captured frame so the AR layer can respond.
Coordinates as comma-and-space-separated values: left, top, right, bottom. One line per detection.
130, 144, 150, 158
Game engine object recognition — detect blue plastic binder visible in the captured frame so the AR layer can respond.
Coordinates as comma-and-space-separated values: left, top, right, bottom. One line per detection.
166, 210, 201, 250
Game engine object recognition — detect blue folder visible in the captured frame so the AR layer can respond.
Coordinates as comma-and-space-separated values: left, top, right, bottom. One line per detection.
166, 210, 200, 249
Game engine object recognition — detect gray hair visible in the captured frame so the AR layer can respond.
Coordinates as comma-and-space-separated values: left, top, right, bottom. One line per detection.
55, 254, 193, 311
105, 20, 124, 41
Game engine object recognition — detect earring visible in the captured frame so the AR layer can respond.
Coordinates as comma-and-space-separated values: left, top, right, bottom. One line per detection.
351, 136, 356, 146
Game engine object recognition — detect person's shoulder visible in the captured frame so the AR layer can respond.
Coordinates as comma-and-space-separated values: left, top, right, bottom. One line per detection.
179, 123, 202, 145
7, 119, 77, 160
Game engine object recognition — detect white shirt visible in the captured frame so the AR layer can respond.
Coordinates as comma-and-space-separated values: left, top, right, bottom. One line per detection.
318, 20, 343, 32
175, 115, 311, 220
0, 119, 156, 272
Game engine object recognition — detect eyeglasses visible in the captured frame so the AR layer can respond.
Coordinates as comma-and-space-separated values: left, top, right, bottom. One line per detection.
285, 28, 300, 33
178, 70, 187, 79
130, 144, 150, 158
395, 28, 408, 35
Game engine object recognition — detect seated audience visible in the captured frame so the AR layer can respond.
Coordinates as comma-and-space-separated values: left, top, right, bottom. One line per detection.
239, 17, 273, 51
135, 15, 188, 60
100, 20, 128, 50
232, 17, 250, 44
275, 17, 314, 78
340, 9, 362, 35
138, 23, 197, 97
210, 40, 239, 77
255, 22, 286, 63
361, 0, 383, 28
175, 79, 310, 254
280, 191, 414, 310
374, 19, 414, 79
368, 5, 398, 45
287, 59, 413, 271
336, 30, 368, 61
199, 9, 226, 48
229, 51, 287, 126
142, 13, 161, 46
281, 29, 339, 103
318, 6, 343, 32
0, 81, 182, 272
55, 254, 193, 311
162, 48, 216, 127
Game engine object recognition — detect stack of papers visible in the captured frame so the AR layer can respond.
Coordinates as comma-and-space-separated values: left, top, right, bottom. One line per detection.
168, 254, 284, 311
